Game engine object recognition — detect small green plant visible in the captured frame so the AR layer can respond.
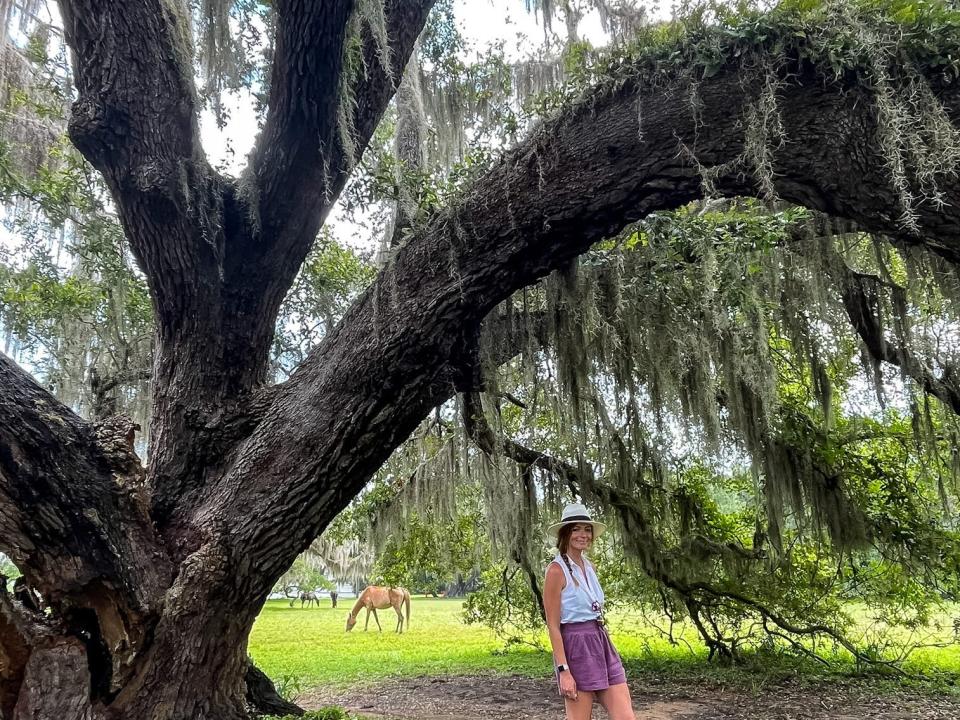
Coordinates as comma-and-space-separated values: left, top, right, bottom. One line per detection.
272, 674, 304, 703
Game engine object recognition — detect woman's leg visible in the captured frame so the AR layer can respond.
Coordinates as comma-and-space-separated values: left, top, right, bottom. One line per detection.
564, 689, 595, 720
596, 682, 636, 720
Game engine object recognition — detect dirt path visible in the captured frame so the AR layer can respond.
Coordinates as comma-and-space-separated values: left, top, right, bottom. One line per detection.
301, 674, 960, 719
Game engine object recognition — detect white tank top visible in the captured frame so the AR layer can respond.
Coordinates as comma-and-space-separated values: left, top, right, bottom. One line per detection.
552, 553, 605, 624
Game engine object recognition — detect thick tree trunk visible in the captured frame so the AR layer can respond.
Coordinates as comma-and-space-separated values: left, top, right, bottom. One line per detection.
2, 3, 959, 718
10, 615, 252, 720
2, 4, 439, 715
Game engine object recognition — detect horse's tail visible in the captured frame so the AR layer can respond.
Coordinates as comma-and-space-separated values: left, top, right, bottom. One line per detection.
404, 589, 411, 629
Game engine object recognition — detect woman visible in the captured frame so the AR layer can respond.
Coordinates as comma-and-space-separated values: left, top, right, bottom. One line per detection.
544, 503, 636, 720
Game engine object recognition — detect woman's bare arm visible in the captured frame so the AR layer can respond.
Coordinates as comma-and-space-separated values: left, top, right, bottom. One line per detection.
544, 563, 567, 666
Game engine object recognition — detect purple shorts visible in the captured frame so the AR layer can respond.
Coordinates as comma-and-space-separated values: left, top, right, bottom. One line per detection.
558, 620, 627, 692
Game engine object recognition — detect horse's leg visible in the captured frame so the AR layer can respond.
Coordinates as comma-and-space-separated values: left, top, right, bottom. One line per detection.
372, 608, 382, 632
394, 603, 403, 633
364, 607, 371, 631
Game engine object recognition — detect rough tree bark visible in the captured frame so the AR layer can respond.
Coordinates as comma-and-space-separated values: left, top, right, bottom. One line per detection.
0, 3, 958, 719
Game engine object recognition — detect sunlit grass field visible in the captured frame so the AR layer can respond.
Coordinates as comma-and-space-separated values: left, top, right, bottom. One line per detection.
249, 597, 960, 693
250, 598, 547, 690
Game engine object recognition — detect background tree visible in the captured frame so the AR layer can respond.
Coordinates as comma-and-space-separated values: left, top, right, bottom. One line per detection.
383, 199, 960, 662
272, 555, 335, 602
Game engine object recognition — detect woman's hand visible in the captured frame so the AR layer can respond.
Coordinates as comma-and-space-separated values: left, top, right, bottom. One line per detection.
558, 670, 578, 701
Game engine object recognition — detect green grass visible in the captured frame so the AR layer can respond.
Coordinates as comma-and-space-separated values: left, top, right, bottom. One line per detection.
250, 598, 548, 689
249, 597, 960, 694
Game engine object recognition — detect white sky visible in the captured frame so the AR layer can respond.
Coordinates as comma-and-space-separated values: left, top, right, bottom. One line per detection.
201, 1, 564, 170
200, 0, 648, 169
198, 0, 652, 252
2, 3, 645, 279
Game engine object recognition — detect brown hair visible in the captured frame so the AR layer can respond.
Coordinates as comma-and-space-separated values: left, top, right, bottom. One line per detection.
557, 524, 575, 556
556, 523, 593, 587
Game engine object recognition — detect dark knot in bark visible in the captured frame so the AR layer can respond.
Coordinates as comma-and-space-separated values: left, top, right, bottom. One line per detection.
93, 415, 145, 488
134, 158, 189, 203
68, 96, 125, 162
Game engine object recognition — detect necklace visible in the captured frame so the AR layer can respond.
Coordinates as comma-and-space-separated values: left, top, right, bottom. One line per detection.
573, 559, 605, 622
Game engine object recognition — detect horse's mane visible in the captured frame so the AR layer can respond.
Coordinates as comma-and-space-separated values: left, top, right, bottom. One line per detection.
348, 587, 368, 618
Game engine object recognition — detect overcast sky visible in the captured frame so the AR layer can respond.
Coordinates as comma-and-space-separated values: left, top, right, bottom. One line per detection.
199, 1, 645, 172
197, 0, 657, 251
2, 1, 662, 256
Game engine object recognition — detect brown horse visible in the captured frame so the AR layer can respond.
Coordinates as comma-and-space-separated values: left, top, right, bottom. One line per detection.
345, 585, 411, 633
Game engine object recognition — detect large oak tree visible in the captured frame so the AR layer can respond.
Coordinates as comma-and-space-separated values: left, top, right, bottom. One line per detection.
0, 1, 958, 718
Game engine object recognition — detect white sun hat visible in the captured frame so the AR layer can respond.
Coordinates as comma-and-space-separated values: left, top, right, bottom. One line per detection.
547, 502, 607, 539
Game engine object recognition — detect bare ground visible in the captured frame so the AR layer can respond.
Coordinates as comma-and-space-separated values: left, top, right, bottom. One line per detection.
301, 674, 960, 719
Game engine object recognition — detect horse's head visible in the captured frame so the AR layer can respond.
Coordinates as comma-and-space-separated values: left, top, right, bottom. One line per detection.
345, 612, 357, 632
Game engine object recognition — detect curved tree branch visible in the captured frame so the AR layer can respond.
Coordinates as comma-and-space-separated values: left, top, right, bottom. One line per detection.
691, 581, 909, 673
462, 392, 587, 496
837, 264, 960, 415
239, 0, 436, 309
187, 52, 960, 598
58, 0, 212, 309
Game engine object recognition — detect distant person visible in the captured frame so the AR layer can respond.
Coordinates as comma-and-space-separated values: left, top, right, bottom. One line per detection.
544, 503, 635, 720
330, 590, 338, 609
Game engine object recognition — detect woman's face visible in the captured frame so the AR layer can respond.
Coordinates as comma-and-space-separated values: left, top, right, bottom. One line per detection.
568, 522, 594, 551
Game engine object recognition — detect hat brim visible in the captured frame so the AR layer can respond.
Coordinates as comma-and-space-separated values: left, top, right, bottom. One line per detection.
547, 519, 607, 539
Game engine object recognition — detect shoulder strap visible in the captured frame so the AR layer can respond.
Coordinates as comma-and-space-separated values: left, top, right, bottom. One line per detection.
572, 558, 602, 608
583, 559, 600, 595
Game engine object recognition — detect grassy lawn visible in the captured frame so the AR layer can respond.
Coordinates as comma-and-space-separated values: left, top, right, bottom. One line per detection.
249, 598, 548, 690
249, 597, 960, 694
